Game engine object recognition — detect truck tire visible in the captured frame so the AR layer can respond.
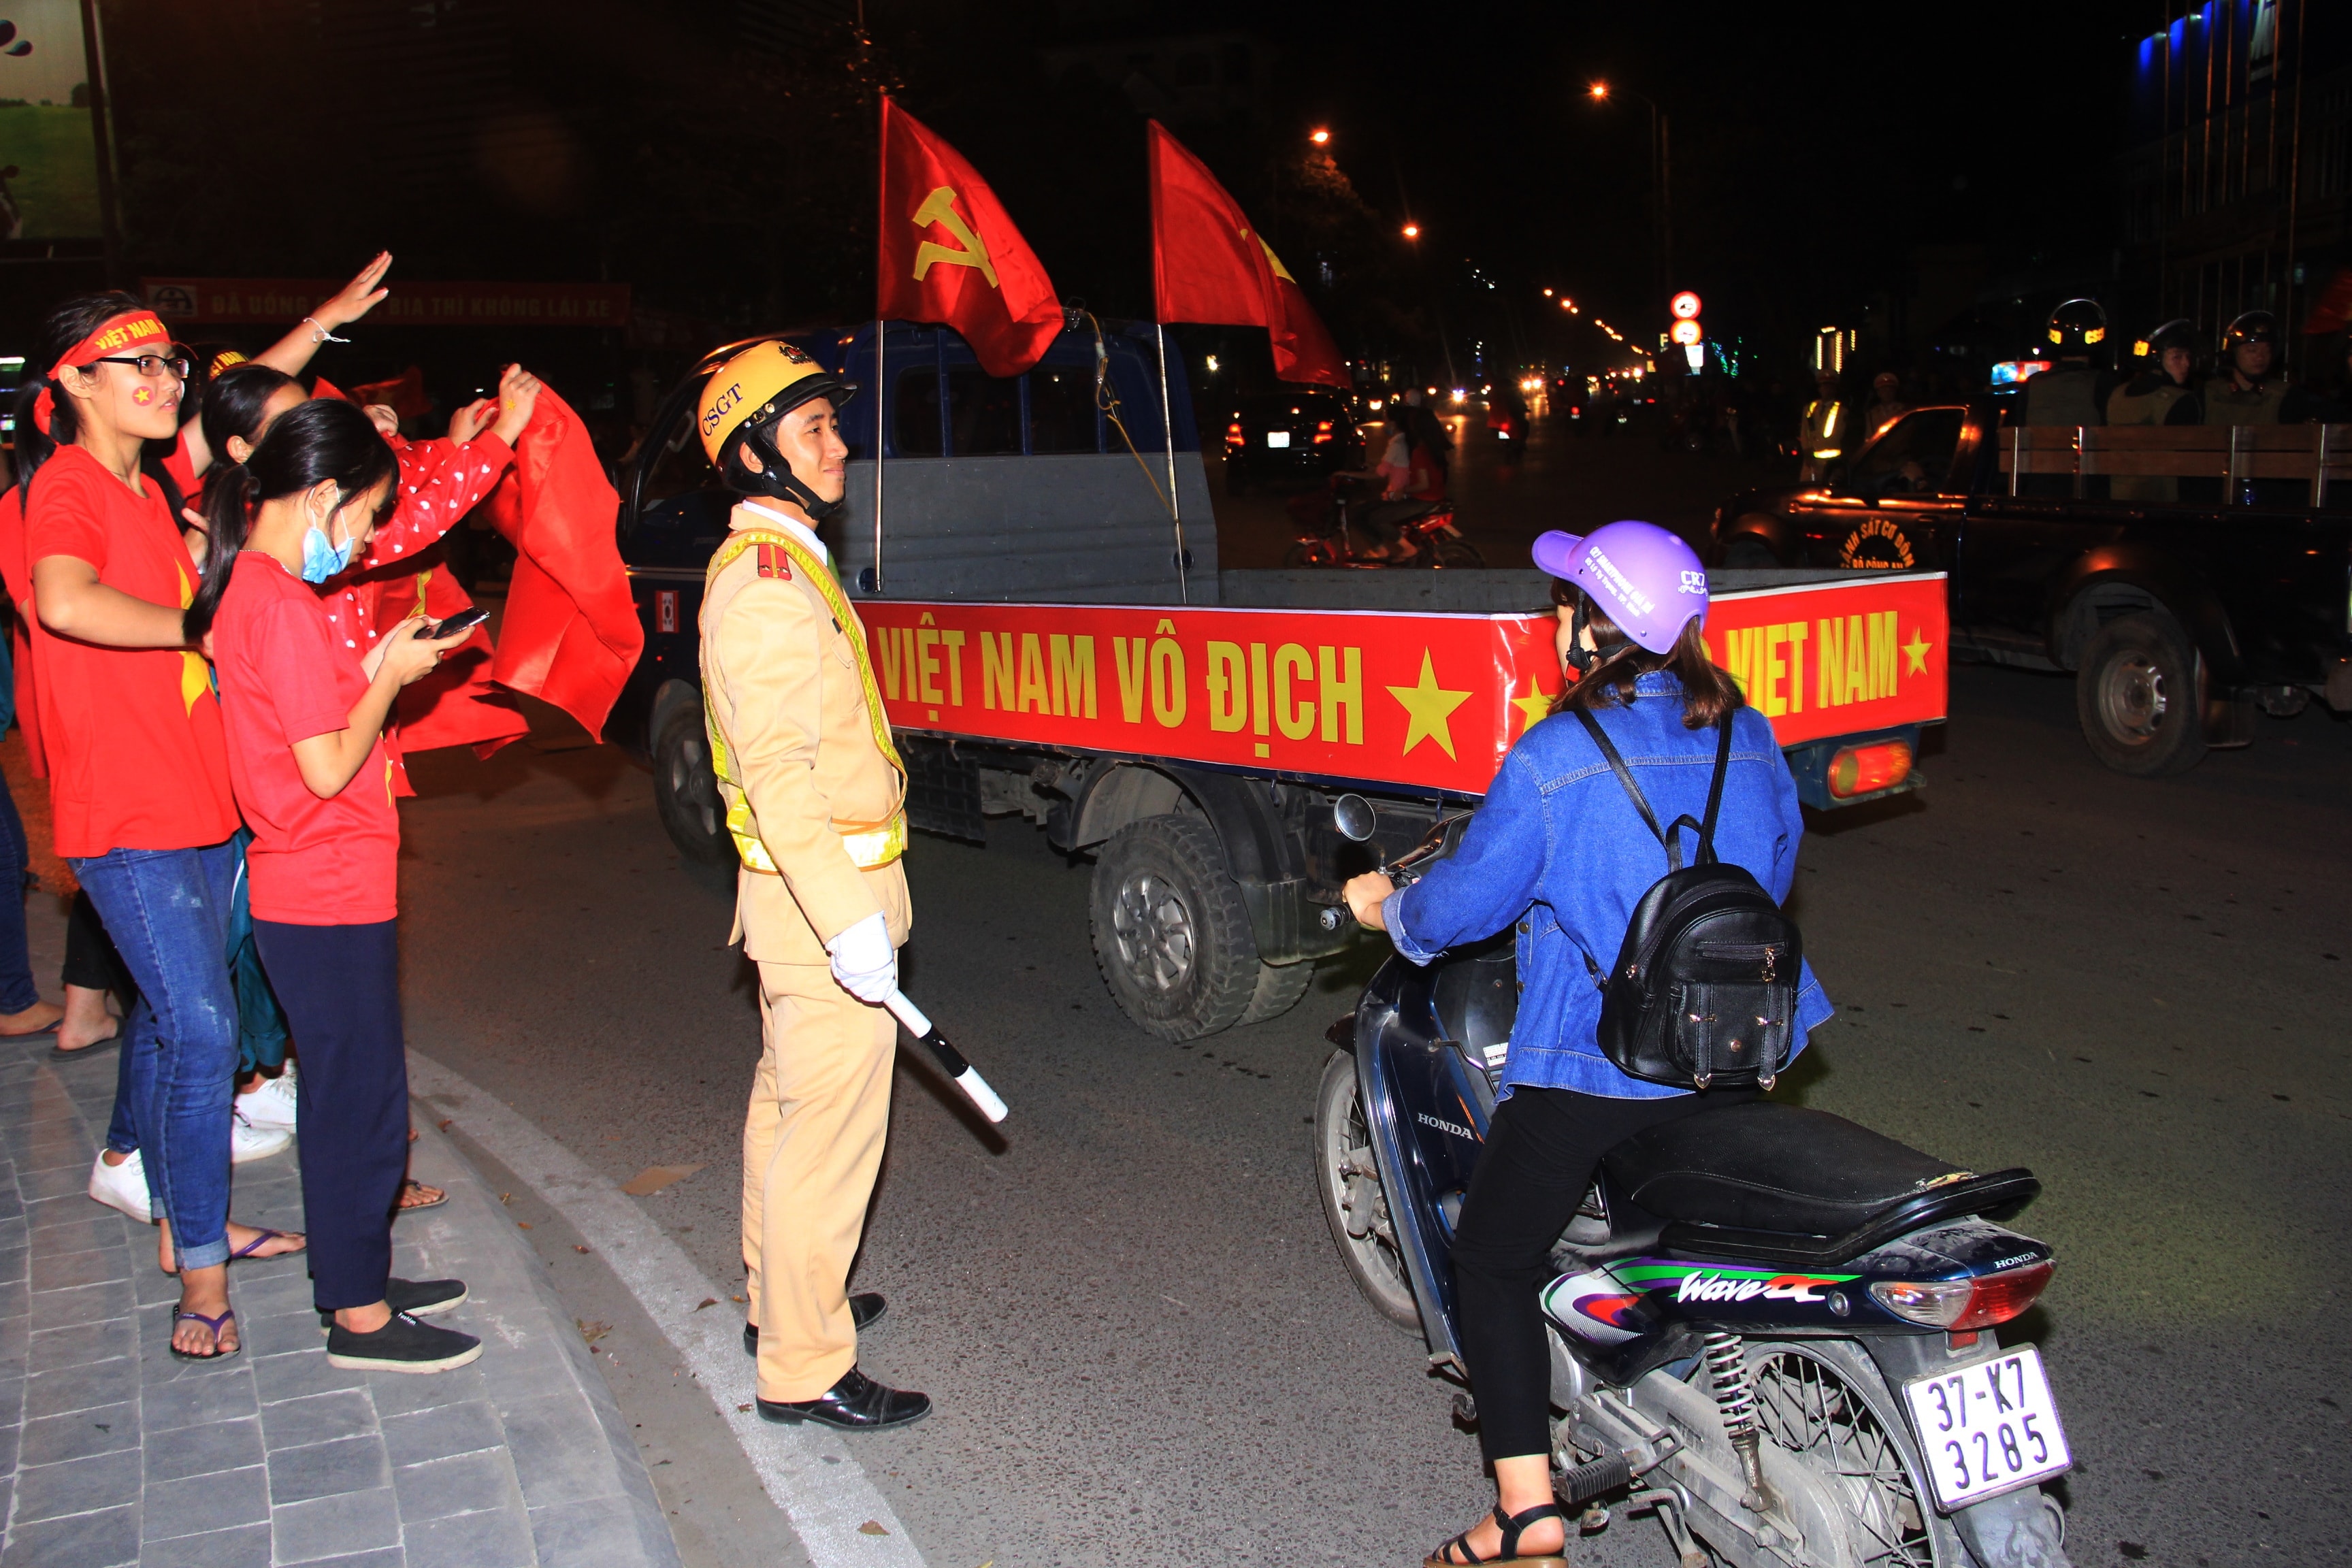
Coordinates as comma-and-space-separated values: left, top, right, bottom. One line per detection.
2076, 610, 2208, 777
1090, 815, 1261, 1040
1237, 959, 1316, 1026
1722, 525, 1781, 568
653, 704, 736, 866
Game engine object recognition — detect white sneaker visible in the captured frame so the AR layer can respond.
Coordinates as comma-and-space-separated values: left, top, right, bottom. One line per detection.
237, 1067, 298, 1134
88, 1149, 152, 1223
231, 1108, 292, 1164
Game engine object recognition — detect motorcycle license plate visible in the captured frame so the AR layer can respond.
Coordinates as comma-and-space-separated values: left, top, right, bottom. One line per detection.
1902, 1345, 2072, 1512
1265, 430, 1291, 448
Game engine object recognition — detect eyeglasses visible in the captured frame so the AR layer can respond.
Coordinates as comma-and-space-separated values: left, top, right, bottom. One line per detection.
84, 353, 192, 380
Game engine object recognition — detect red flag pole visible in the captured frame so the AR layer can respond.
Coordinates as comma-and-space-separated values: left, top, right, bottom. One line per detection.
872, 94, 890, 595
1157, 324, 1188, 604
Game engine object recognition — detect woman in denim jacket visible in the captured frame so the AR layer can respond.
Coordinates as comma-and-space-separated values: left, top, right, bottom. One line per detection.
1343, 522, 1833, 1567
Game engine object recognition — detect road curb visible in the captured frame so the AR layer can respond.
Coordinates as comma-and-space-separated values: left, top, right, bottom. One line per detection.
408, 1051, 928, 1568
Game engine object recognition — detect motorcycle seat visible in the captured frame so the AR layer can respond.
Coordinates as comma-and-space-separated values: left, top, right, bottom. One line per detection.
1601, 1102, 2039, 1267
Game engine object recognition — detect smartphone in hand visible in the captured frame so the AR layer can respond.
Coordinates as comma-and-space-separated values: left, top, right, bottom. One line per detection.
419, 606, 489, 642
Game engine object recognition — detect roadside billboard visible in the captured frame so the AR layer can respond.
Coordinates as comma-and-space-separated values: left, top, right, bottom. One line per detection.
0, 0, 99, 239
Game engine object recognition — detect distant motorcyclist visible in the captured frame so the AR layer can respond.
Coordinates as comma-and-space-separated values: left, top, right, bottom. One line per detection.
1342, 521, 1832, 1568
2108, 319, 2202, 502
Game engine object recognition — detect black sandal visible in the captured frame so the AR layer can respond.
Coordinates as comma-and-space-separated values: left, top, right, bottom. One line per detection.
1424, 1503, 1569, 1566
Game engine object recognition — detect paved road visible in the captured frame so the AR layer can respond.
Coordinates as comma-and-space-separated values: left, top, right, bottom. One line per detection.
395, 657, 2351, 1568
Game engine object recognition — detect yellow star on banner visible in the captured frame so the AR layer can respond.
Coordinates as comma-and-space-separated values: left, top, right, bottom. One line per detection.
1510, 672, 1554, 734
1388, 650, 1472, 759
1902, 628, 1933, 676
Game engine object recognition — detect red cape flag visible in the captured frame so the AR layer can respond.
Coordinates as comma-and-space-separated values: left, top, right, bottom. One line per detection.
1149, 121, 1349, 388
483, 387, 642, 741
876, 98, 1063, 378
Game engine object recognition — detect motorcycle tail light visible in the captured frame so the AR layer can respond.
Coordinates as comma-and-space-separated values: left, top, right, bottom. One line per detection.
1225, 421, 1245, 448
1827, 739, 1912, 799
1871, 1261, 2053, 1330
1313, 420, 1333, 444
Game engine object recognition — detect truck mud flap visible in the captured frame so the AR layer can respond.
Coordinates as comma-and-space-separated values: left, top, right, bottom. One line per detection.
902, 740, 987, 843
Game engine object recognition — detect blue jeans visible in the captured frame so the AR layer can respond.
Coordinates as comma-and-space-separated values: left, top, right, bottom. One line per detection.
0, 770, 39, 1015
71, 840, 242, 1271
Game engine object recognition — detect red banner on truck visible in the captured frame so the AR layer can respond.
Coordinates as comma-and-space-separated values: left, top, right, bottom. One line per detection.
863, 572, 1946, 797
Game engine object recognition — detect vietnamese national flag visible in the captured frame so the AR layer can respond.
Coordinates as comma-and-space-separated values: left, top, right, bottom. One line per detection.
876, 98, 1063, 378
1149, 121, 1349, 388
482, 387, 644, 742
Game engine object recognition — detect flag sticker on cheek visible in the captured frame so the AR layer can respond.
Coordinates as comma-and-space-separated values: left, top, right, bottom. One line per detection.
132, 386, 154, 406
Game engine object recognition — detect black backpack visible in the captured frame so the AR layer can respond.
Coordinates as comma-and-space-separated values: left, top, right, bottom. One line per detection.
1573, 708, 1801, 1090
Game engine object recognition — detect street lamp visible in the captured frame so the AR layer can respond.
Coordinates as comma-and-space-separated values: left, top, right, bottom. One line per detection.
1401, 222, 1421, 240
1309, 127, 1330, 146
1587, 80, 1671, 295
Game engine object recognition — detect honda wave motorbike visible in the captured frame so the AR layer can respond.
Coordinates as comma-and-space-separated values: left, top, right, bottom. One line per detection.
1313, 802, 2074, 1568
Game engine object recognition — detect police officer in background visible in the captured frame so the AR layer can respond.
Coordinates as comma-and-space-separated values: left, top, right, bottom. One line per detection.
2106, 318, 2202, 503
1798, 368, 1845, 482
2023, 298, 2117, 429
2202, 310, 2316, 427
696, 340, 928, 1431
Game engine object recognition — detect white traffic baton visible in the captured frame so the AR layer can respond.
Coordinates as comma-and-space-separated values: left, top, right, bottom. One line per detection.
883, 991, 1009, 1124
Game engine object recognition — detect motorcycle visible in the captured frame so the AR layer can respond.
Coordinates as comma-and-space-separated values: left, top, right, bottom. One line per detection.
1311, 800, 2074, 1568
1284, 472, 1485, 570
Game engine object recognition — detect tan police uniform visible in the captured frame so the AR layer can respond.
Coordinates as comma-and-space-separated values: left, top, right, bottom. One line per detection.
700, 500, 910, 1403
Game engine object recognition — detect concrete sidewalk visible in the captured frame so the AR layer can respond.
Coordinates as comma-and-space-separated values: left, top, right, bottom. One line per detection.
0, 1030, 682, 1568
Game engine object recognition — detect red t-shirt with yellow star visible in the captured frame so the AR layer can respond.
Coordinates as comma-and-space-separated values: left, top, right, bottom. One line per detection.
22, 444, 238, 858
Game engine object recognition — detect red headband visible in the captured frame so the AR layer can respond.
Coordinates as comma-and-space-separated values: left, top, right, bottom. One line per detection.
34, 310, 173, 435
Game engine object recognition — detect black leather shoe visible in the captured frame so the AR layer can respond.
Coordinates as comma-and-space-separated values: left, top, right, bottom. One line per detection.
744, 1293, 885, 1357
756, 1366, 930, 1431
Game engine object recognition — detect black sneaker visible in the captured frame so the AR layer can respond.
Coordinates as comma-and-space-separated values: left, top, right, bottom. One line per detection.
318, 1278, 468, 1333
325, 1311, 483, 1373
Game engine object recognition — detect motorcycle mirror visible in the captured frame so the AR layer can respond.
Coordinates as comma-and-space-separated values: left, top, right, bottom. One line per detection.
1333, 794, 1377, 843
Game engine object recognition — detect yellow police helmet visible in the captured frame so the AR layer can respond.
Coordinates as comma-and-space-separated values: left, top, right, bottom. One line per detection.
696, 340, 857, 464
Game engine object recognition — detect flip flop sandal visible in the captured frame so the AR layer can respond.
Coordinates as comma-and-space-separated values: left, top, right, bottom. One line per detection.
1425, 1504, 1569, 1567
395, 1180, 446, 1212
169, 1307, 239, 1362
0, 1017, 61, 1041
164, 1228, 306, 1277
231, 1227, 303, 1261
50, 1031, 120, 1058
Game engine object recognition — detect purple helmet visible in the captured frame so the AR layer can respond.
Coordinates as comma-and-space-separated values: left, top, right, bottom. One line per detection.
1532, 521, 1709, 654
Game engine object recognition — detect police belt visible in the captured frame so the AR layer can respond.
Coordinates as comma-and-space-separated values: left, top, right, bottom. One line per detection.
738, 808, 908, 874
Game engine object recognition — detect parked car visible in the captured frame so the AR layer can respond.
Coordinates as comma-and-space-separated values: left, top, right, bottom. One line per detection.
1220, 388, 1366, 495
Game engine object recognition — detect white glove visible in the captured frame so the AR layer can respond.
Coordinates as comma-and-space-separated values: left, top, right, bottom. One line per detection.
826, 912, 897, 1004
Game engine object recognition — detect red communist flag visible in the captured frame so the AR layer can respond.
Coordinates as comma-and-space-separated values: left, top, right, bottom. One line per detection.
483, 387, 644, 742
876, 98, 1063, 378
1149, 121, 1348, 388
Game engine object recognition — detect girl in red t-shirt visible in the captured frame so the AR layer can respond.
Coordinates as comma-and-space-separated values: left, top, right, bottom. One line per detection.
16, 292, 306, 1360
186, 398, 482, 1373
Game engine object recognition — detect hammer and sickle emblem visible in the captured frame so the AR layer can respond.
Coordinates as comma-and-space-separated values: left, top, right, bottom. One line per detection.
910, 186, 998, 288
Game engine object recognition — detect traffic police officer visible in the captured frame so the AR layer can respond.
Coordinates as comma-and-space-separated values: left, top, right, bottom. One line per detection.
1799, 369, 1845, 483
696, 339, 928, 1431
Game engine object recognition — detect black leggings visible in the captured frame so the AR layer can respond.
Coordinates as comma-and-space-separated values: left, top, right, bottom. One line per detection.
1451, 1083, 1757, 1465
63, 888, 130, 996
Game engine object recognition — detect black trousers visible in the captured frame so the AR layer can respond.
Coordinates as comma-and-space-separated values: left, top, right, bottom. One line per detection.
63, 888, 130, 995
254, 919, 408, 1312
1452, 1083, 1757, 1465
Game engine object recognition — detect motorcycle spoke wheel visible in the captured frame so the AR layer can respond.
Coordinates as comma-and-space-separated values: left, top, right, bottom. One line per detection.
1313, 1049, 1421, 1330
1748, 1345, 1941, 1568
